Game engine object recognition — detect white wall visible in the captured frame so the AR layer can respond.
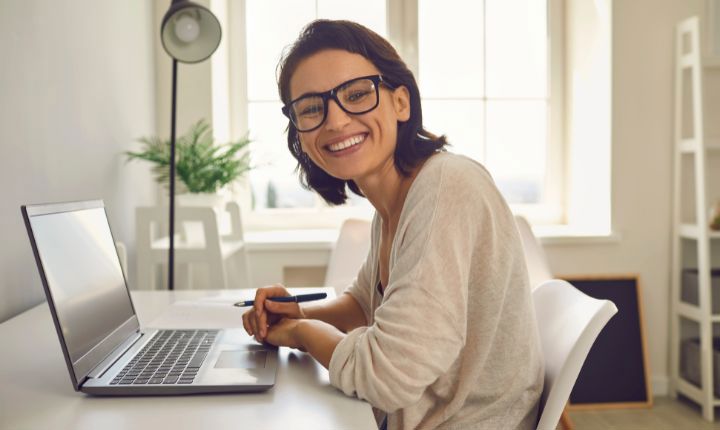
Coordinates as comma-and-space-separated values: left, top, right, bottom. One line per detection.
545, 0, 705, 395
0, 0, 157, 322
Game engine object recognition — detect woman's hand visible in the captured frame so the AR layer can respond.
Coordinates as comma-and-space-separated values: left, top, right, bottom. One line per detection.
264, 318, 306, 350
241, 284, 306, 342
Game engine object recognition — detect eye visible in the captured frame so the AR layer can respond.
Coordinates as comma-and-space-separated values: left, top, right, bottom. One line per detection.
294, 99, 324, 117
300, 105, 322, 116
345, 89, 372, 103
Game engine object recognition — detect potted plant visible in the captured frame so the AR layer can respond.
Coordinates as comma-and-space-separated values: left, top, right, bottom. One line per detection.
126, 119, 252, 207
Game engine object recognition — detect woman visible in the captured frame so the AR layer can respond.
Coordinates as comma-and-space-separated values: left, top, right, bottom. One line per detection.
242, 19, 543, 430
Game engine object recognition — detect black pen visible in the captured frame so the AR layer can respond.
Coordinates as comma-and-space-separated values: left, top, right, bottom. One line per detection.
233, 292, 328, 307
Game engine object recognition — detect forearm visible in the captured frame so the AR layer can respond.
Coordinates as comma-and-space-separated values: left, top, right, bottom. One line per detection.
295, 319, 345, 369
302, 293, 367, 333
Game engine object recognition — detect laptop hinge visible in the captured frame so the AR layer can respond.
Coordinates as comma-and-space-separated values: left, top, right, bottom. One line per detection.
87, 331, 144, 379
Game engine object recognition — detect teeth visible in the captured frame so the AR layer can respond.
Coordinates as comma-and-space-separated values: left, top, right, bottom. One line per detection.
328, 134, 365, 152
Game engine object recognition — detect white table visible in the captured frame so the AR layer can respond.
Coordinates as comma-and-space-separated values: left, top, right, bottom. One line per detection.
0, 289, 376, 430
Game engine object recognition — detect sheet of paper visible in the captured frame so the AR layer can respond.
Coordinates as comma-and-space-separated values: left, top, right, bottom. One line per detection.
147, 288, 332, 329
147, 300, 246, 329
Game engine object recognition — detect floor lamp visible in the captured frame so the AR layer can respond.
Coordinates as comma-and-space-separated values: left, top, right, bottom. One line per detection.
160, 0, 221, 290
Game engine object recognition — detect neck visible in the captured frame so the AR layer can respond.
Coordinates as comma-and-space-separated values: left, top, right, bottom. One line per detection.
355, 160, 418, 223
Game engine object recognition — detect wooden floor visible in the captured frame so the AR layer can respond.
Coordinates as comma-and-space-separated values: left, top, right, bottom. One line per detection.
566, 397, 720, 429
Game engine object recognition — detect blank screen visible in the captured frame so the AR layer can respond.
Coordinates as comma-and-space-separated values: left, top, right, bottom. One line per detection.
30, 207, 135, 364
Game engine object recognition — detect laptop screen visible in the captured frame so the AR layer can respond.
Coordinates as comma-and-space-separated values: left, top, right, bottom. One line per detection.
28, 206, 135, 365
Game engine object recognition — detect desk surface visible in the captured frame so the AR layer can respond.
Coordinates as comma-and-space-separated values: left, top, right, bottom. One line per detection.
0, 289, 375, 430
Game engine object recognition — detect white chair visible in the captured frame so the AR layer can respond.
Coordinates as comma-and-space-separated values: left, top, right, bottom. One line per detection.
533, 279, 618, 430
324, 218, 372, 296
135, 201, 250, 290
515, 215, 553, 289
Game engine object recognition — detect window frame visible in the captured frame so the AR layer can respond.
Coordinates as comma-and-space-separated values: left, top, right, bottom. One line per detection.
228, 0, 566, 229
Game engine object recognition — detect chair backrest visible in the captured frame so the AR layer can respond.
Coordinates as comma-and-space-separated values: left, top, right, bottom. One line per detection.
533, 279, 618, 430
515, 215, 553, 289
324, 218, 371, 295
135, 202, 249, 290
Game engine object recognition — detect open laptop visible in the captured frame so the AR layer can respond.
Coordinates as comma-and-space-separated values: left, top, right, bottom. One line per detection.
21, 200, 277, 395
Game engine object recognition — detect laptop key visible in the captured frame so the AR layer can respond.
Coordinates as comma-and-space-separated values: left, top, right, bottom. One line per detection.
163, 375, 179, 384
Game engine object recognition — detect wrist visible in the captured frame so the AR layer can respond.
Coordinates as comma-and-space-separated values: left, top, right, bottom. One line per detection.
293, 319, 311, 349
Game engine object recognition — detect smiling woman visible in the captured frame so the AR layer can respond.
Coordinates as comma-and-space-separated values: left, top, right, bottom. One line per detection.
242, 20, 544, 430
276, 24, 447, 205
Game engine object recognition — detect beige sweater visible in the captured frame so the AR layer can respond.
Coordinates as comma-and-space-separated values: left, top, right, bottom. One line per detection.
329, 152, 544, 430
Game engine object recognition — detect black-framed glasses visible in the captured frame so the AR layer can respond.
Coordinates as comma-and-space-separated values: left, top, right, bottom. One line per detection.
282, 74, 396, 132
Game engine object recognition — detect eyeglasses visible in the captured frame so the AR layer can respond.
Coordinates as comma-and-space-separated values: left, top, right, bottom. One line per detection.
282, 75, 395, 132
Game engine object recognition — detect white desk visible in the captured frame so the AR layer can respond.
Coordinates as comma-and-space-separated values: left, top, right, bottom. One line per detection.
0, 289, 376, 430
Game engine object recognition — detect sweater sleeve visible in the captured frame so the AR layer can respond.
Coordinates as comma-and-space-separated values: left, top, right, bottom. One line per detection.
328, 159, 490, 413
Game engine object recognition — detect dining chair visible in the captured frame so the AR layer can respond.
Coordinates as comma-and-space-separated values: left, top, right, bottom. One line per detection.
533, 279, 618, 430
515, 215, 553, 289
135, 201, 250, 290
324, 218, 371, 296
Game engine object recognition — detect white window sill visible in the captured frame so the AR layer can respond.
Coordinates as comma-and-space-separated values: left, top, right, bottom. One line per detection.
243, 229, 338, 251
242, 225, 621, 252
534, 225, 622, 245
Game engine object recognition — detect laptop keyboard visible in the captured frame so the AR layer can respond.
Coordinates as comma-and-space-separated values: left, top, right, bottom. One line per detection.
111, 329, 218, 385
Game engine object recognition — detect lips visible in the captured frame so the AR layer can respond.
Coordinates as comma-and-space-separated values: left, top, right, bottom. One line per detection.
325, 133, 367, 153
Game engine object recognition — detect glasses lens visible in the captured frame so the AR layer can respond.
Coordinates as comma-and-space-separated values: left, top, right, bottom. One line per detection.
338, 78, 378, 113
291, 96, 325, 131
288, 77, 380, 131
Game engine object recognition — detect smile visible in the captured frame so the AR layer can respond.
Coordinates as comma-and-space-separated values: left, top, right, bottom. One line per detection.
325, 134, 367, 153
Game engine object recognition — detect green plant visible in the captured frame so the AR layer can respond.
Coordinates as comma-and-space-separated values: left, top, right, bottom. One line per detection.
126, 119, 252, 194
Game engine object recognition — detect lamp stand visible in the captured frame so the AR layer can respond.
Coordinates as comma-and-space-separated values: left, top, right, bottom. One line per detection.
168, 59, 178, 291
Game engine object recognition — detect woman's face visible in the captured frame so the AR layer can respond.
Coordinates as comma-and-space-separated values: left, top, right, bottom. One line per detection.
288, 49, 410, 182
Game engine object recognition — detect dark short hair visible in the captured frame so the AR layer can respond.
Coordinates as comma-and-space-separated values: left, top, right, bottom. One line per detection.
277, 19, 447, 205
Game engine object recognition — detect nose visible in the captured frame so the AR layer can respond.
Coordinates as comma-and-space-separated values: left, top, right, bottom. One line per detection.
324, 99, 351, 131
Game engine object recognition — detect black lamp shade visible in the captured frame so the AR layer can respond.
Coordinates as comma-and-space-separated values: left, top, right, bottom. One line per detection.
161, 0, 221, 63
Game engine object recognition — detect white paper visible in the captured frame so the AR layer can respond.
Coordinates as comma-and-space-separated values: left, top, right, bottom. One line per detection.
147, 300, 246, 329
147, 288, 332, 329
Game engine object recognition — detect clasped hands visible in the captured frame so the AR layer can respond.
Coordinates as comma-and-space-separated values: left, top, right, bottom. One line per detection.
241, 284, 307, 350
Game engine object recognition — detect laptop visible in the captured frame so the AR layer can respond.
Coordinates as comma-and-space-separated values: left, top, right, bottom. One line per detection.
21, 199, 277, 395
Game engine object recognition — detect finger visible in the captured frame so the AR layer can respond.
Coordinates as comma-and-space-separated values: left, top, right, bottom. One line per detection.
255, 284, 290, 337
242, 311, 253, 336
250, 312, 262, 341
265, 300, 302, 318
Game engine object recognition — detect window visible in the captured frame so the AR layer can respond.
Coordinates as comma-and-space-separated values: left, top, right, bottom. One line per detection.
234, 0, 563, 227
243, 0, 386, 213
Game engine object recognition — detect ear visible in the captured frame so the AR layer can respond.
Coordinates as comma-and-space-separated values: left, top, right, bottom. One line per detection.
392, 86, 411, 122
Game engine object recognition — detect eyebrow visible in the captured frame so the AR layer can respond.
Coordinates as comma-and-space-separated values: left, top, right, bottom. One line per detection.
291, 73, 378, 102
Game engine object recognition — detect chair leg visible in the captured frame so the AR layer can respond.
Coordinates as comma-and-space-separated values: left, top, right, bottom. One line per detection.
559, 408, 574, 430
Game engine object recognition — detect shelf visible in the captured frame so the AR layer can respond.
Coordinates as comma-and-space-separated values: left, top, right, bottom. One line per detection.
678, 302, 703, 321
678, 138, 720, 153
677, 375, 720, 406
672, 17, 720, 421
680, 139, 698, 153
677, 376, 706, 404
677, 302, 720, 322
679, 224, 720, 240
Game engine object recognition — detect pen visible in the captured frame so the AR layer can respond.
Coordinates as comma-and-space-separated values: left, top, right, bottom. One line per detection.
233, 292, 328, 307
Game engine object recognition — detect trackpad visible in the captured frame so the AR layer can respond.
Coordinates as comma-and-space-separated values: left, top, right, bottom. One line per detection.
214, 350, 267, 369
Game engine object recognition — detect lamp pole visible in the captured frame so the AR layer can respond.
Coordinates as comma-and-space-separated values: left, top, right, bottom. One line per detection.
160, 0, 221, 290
168, 59, 178, 291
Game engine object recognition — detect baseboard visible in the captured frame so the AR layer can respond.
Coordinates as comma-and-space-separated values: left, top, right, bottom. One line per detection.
653, 375, 669, 396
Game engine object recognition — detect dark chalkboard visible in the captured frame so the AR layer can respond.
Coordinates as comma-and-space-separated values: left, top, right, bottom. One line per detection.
563, 275, 653, 409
